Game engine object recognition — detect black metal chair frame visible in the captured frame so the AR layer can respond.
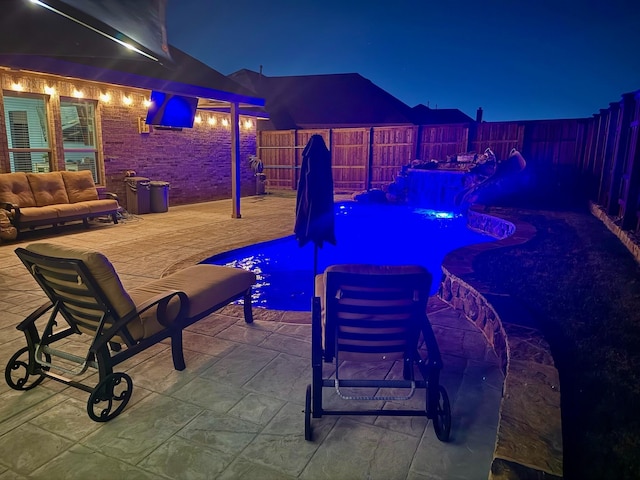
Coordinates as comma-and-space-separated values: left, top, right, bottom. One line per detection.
5, 247, 253, 422
304, 267, 452, 442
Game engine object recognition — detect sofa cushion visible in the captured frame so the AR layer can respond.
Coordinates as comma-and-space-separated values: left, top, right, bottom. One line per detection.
24, 243, 143, 340
85, 199, 119, 215
62, 170, 99, 203
53, 203, 91, 217
27, 172, 70, 206
15, 206, 59, 223
0, 172, 37, 207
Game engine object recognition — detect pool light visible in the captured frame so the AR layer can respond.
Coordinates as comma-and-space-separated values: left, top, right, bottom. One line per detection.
412, 208, 458, 219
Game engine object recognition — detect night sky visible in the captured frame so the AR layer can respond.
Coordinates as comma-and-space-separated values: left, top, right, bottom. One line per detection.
165, 0, 640, 122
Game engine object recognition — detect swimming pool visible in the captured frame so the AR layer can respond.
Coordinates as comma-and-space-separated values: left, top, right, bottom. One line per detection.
202, 202, 494, 311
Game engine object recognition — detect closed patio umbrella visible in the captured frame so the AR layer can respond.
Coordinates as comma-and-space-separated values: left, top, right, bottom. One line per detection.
294, 134, 336, 279
295, 135, 336, 428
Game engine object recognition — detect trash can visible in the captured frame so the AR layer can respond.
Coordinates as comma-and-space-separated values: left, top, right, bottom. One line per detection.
125, 177, 150, 214
150, 181, 170, 213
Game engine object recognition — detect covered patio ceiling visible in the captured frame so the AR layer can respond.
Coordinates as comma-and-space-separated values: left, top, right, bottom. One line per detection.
0, 0, 267, 218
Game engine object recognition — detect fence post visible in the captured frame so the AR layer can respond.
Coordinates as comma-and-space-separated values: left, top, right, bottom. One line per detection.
606, 94, 633, 216
293, 129, 298, 190
366, 127, 373, 191
619, 92, 640, 230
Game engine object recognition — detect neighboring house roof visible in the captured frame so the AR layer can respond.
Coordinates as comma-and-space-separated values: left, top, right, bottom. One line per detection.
229, 69, 416, 130
410, 104, 474, 124
0, 2, 263, 109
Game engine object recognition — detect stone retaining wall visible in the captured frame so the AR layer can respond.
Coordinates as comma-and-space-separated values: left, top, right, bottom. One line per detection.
438, 208, 563, 480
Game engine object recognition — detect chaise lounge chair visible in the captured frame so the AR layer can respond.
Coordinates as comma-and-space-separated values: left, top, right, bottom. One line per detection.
4, 243, 256, 421
305, 264, 451, 442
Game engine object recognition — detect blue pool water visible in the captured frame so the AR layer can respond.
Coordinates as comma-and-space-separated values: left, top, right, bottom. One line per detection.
203, 202, 494, 311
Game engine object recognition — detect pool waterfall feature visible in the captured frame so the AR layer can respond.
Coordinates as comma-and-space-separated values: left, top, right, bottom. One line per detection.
404, 168, 467, 211
202, 163, 497, 311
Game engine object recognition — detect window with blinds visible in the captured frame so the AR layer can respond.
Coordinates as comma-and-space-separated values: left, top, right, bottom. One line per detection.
3, 93, 101, 182
61, 99, 99, 182
3, 93, 51, 173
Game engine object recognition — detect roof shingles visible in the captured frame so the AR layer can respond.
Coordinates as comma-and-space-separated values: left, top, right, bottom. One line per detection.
230, 69, 474, 129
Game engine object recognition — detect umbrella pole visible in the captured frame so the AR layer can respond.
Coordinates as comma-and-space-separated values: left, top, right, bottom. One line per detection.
310, 244, 323, 417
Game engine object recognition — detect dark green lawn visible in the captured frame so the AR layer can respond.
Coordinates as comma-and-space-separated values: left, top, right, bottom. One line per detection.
471, 207, 640, 479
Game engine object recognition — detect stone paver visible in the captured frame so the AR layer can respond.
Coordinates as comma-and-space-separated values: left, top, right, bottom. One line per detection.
0, 195, 502, 479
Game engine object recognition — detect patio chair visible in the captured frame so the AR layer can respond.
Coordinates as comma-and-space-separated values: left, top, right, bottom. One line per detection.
304, 264, 451, 442
4, 243, 256, 421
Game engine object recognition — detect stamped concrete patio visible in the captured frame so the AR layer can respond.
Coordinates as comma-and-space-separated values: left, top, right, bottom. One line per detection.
0, 195, 505, 479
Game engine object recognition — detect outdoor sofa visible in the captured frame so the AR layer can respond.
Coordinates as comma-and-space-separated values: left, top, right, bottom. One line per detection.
0, 170, 119, 236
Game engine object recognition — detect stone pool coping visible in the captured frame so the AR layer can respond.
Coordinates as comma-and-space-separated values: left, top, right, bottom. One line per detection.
439, 207, 563, 479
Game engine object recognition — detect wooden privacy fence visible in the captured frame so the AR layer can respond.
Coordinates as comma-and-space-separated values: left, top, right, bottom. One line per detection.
257, 94, 640, 233
580, 90, 640, 231
258, 120, 586, 192
258, 125, 474, 193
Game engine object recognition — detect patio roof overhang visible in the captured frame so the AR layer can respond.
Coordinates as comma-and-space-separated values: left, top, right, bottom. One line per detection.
0, 53, 267, 219
0, 54, 265, 110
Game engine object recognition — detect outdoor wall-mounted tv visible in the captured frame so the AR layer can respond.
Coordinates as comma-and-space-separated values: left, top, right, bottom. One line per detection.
145, 91, 198, 128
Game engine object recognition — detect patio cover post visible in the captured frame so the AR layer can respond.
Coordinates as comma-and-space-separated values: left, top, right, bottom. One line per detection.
230, 101, 241, 218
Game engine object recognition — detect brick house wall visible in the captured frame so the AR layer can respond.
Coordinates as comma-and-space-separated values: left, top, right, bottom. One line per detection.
0, 69, 258, 210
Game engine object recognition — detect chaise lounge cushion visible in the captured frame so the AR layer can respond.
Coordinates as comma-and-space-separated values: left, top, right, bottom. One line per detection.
26, 173, 70, 206
24, 243, 147, 341
129, 265, 256, 337
0, 172, 37, 207
25, 243, 256, 341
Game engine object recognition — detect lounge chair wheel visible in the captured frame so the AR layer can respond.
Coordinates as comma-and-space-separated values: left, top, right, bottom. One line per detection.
304, 384, 313, 441
87, 372, 133, 422
432, 385, 451, 442
4, 346, 49, 391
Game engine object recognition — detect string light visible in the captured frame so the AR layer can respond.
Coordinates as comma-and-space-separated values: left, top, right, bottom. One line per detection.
5, 74, 256, 137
